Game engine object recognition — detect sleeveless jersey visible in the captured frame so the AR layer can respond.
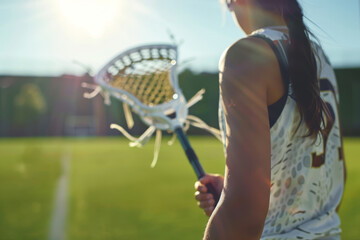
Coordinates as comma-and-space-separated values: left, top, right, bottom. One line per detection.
218, 27, 345, 239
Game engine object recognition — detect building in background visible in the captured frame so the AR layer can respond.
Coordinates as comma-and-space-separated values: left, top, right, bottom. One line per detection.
0, 74, 112, 137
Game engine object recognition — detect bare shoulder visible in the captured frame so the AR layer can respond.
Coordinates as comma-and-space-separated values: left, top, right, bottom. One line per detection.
219, 36, 283, 108
219, 36, 279, 87
219, 36, 276, 70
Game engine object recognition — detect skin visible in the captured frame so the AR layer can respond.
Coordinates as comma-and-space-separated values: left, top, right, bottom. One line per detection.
194, 0, 289, 239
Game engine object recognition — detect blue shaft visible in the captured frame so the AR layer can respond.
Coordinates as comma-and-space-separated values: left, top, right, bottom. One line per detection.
174, 127, 206, 179
174, 127, 220, 204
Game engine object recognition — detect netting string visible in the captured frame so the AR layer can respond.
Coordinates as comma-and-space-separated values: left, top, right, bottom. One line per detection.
84, 84, 220, 167
151, 130, 162, 168
123, 102, 134, 129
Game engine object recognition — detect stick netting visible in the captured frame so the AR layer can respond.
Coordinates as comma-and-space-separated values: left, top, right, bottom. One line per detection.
105, 47, 177, 106
84, 44, 222, 167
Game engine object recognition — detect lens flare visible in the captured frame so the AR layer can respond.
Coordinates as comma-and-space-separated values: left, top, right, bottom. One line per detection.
54, 0, 119, 37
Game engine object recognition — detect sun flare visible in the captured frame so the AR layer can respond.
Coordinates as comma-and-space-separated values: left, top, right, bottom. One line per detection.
54, 0, 120, 37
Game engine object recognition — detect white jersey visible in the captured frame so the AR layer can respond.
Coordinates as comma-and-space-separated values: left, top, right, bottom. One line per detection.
219, 28, 345, 240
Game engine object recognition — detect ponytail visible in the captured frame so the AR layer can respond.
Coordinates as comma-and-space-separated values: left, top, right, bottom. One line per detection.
255, 0, 332, 138
282, 0, 331, 138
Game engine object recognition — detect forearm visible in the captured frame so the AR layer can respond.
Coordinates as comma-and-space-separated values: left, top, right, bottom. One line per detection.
203, 165, 269, 240
203, 200, 264, 240
203, 206, 226, 240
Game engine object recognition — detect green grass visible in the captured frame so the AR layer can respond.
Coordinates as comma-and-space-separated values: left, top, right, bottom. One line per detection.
0, 138, 62, 240
67, 137, 225, 240
339, 138, 360, 240
0, 137, 359, 239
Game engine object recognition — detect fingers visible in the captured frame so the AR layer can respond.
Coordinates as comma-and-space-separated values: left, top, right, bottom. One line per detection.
199, 175, 216, 185
194, 174, 223, 217
194, 191, 213, 201
197, 198, 215, 208
194, 181, 208, 193
194, 174, 218, 193
194, 191, 215, 216
204, 206, 214, 217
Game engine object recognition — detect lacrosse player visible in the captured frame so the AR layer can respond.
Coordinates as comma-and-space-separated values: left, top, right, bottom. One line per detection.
195, 0, 346, 239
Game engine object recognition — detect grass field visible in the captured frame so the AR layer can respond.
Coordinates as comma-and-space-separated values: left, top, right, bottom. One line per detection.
0, 137, 359, 240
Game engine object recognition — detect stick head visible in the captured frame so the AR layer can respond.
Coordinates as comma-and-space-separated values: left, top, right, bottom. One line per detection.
83, 43, 220, 166
95, 44, 188, 130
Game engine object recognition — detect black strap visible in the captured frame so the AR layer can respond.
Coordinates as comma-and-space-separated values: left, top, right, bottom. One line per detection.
250, 34, 290, 127
250, 34, 290, 87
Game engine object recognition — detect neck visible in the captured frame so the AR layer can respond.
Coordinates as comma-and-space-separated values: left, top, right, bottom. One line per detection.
241, 6, 287, 35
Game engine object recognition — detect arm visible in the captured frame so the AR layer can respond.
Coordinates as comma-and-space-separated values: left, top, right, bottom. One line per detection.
203, 38, 278, 240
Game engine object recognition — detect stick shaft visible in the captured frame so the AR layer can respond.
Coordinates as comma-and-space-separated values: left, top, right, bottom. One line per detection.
174, 127, 220, 204
175, 127, 205, 178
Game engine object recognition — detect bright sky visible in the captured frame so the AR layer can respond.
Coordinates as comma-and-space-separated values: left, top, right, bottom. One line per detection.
0, 0, 359, 76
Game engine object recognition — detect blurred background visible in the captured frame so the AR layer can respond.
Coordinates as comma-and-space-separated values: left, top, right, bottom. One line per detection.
0, 0, 359, 239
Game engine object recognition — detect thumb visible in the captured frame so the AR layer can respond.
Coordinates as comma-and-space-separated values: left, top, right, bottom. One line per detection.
199, 174, 216, 185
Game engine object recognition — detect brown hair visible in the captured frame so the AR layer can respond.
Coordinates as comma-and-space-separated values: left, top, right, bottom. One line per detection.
255, 0, 332, 138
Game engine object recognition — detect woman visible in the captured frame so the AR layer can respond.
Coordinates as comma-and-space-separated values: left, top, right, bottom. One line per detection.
194, 0, 346, 239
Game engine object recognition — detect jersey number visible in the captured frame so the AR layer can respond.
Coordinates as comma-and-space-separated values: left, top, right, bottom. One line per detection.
311, 79, 344, 168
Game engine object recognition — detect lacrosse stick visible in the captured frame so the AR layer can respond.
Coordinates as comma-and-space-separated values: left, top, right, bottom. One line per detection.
83, 44, 221, 204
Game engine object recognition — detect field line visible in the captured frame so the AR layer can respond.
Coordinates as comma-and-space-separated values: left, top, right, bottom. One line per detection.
48, 150, 71, 240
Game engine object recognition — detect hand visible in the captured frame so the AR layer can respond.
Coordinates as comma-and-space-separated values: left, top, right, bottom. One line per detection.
194, 174, 224, 216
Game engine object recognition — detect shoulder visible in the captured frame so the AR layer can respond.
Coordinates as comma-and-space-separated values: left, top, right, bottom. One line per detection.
219, 36, 280, 94
219, 36, 277, 74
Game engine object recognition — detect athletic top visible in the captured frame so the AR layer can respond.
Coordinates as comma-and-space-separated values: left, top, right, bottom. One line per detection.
218, 27, 345, 240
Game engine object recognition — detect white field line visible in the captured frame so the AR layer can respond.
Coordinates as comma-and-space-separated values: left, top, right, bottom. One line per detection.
48, 150, 71, 240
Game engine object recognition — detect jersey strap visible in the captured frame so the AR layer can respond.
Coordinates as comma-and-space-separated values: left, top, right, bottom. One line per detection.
250, 34, 290, 127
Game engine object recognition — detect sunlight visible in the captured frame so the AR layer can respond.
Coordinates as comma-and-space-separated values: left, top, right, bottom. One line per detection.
54, 0, 120, 38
